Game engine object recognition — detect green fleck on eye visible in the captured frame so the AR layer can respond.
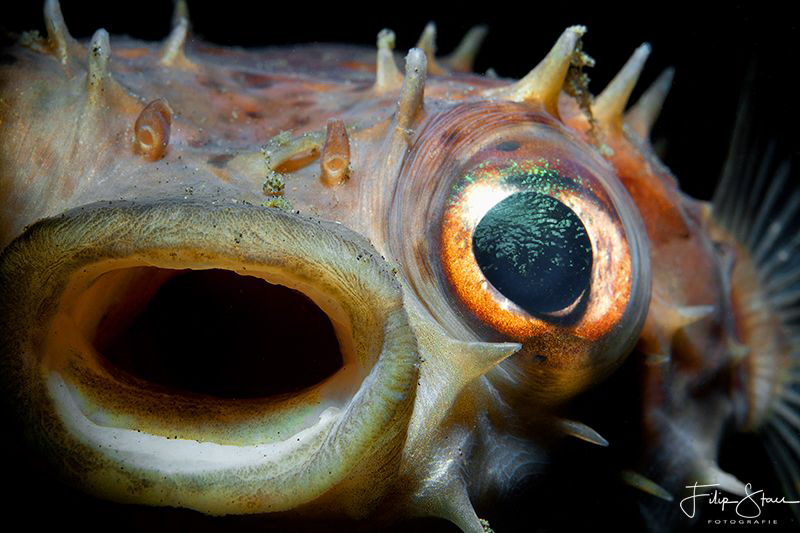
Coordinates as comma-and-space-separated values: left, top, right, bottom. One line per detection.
472, 191, 592, 315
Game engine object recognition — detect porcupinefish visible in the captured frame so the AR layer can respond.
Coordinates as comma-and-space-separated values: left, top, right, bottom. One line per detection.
0, 2, 797, 531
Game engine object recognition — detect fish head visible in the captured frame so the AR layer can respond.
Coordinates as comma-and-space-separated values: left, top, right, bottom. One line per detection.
0, 2, 798, 531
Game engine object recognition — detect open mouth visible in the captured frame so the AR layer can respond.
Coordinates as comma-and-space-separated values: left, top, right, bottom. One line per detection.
90, 267, 343, 399
0, 201, 419, 514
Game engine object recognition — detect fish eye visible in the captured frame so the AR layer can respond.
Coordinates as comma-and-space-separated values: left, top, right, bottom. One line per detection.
442, 153, 633, 340
395, 101, 652, 402
458, 167, 593, 321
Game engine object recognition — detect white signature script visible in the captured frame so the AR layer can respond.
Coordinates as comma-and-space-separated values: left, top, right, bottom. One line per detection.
680, 482, 800, 519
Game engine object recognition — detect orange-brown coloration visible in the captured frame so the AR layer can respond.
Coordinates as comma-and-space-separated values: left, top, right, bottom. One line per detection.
1, 5, 798, 532
273, 147, 321, 173
320, 119, 351, 186
133, 98, 172, 161
440, 157, 632, 342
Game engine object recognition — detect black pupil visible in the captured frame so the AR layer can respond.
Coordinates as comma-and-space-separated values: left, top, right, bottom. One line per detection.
472, 191, 592, 315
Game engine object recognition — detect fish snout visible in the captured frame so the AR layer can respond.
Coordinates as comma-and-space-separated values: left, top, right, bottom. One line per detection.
0, 200, 419, 516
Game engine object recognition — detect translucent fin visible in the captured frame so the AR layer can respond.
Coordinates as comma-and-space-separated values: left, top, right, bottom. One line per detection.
710, 62, 800, 523
763, 426, 800, 518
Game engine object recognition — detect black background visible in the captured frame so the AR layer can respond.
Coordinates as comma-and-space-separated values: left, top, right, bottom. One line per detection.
6, 1, 798, 200
2, 1, 799, 532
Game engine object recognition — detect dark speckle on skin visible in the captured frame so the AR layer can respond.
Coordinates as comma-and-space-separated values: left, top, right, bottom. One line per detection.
207, 153, 235, 168
196, 75, 225, 92
440, 128, 461, 146
232, 71, 274, 89
496, 141, 520, 152
291, 115, 310, 127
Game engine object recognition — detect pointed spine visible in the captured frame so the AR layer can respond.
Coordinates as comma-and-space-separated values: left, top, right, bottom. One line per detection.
460, 341, 520, 383
626, 67, 674, 138
172, 0, 189, 29
443, 25, 488, 72
396, 48, 428, 138
374, 29, 403, 92
557, 419, 609, 446
484, 26, 586, 117
160, 17, 193, 69
594, 43, 651, 131
665, 304, 715, 335
44, 0, 79, 66
621, 470, 674, 501
698, 462, 747, 496
416, 22, 445, 75
87, 29, 111, 104
645, 352, 671, 366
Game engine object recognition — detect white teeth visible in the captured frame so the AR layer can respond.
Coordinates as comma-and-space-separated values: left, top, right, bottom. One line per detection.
594, 43, 651, 130
374, 29, 403, 92
626, 67, 674, 138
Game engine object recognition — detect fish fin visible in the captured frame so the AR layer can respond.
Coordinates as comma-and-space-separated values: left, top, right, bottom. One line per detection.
710, 61, 800, 522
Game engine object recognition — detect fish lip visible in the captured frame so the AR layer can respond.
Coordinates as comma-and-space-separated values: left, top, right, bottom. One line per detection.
0, 198, 420, 513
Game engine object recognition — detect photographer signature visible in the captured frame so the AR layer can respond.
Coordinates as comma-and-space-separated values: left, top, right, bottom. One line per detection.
680, 482, 799, 519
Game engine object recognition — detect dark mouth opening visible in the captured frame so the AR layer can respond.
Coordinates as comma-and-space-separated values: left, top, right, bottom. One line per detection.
91, 268, 343, 398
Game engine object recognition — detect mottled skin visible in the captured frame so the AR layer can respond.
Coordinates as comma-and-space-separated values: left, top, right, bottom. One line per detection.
0, 3, 797, 532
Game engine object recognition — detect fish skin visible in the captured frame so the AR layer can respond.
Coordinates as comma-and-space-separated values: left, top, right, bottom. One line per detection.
0, 3, 798, 532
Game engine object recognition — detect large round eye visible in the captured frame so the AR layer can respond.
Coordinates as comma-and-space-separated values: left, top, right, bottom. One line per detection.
390, 101, 650, 404
442, 153, 634, 342
473, 190, 592, 316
